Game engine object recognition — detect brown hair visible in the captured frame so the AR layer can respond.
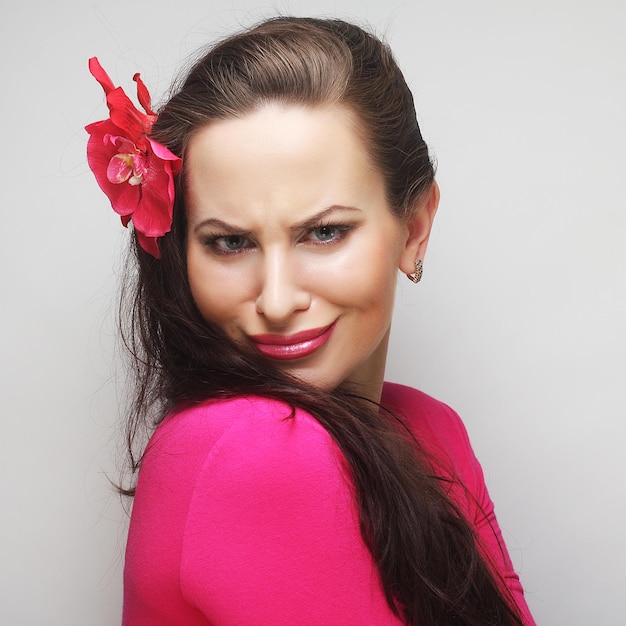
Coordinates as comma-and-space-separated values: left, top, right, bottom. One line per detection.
153, 16, 433, 217
121, 16, 523, 625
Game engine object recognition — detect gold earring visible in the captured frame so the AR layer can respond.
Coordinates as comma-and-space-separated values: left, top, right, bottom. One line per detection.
406, 258, 423, 283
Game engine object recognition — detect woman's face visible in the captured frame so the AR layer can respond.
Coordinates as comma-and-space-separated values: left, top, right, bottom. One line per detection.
185, 104, 434, 397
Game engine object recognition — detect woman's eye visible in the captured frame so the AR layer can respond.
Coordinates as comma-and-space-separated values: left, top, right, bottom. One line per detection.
221, 235, 247, 250
313, 225, 339, 241
306, 224, 351, 244
204, 234, 251, 253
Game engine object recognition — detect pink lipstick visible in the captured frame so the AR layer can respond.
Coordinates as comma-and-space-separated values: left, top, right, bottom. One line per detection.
250, 322, 336, 360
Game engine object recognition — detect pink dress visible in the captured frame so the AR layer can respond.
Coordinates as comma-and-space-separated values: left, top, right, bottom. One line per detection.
123, 382, 535, 625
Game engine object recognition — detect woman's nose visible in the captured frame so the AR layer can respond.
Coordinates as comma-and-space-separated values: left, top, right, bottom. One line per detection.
255, 250, 311, 323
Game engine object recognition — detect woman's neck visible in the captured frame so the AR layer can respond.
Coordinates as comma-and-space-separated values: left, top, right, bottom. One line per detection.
339, 327, 391, 405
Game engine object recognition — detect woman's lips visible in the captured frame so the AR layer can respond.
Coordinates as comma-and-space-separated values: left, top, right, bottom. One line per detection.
249, 322, 336, 360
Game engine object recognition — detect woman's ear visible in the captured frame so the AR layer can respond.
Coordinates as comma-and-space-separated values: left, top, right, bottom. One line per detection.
398, 181, 440, 276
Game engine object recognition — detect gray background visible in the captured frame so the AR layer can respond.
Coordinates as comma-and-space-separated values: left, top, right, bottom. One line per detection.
2, 1, 624, 624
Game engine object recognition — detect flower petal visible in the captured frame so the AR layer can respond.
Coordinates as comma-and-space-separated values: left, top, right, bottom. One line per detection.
149, 139, 182, 175
88, 57, 115, 95
133, 72, 155, 116
106, 87, 153, 142
106, 154, 134, 184
136, 231, 161, 258
129, 153, 148, 179
130, 171, 174, 237
86, 126, 141, 216
105, 134, 137, 154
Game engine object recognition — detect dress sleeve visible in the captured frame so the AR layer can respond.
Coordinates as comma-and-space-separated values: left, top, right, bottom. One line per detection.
175, 398, 402, 626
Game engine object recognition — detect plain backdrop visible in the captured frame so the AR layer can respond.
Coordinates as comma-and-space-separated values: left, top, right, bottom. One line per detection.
1, 1, 624, 624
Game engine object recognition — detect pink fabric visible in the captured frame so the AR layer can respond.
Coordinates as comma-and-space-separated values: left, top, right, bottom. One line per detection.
123, 383, 535, 625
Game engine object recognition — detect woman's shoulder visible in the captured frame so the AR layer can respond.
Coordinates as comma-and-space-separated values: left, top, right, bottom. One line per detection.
133, 395, 347, 549
151, 395, 295, 441
156, 393, 330, 440
382, 381, 471, 443
141, 395, 339, 483
381, 381, 480, 489
126, 396, 377, 623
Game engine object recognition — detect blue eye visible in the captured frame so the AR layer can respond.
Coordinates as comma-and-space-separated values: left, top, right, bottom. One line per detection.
312, 225, 340, 241
305, 224, 352, 245
202, 234, 252, 254
219, 235, 247, 250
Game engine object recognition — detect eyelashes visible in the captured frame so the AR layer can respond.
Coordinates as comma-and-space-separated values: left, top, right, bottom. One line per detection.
201, 222, 354, 255
304, 223, 352, 244
207, 234, 250, 253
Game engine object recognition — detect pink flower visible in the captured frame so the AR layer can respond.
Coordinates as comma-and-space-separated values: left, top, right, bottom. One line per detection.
85, 57, 181, 257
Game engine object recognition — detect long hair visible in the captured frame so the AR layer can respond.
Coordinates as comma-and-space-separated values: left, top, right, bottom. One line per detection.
120, 16, 524, 626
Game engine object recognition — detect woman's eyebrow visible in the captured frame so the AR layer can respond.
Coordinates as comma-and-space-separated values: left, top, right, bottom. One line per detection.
290, 205, 361, 232
192, 218, 253, 236
192, 206, 362, 235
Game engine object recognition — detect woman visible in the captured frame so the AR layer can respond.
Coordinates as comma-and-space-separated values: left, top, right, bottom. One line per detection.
87, 16, 535, 626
